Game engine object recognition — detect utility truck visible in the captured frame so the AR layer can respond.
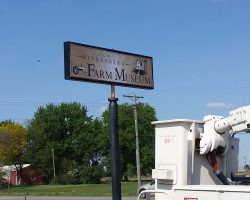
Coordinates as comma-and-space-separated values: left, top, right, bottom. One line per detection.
138, 105, 250, 200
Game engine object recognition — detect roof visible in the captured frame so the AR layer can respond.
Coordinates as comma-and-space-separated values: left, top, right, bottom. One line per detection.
1, 164, 30, 172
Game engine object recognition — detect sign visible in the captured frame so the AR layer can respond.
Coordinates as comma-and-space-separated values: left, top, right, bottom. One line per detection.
64, 42, 154, 89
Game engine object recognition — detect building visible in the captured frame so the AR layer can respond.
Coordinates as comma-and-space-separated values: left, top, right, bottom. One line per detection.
0, 164, 48, 185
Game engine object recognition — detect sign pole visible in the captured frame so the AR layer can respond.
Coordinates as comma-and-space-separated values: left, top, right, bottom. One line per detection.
109, 85, 121, 200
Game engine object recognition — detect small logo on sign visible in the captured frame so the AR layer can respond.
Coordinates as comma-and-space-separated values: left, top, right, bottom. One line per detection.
72, 65, 86, 75
184, 198, 198, 200
133, 61, 147, 75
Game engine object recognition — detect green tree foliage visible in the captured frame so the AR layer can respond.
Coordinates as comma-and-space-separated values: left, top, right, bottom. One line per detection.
102, 103, 157, 179
26, 102, 104, 182
0, 119, 15, 126
2, 101, 157, 184
245, 164, 250, 171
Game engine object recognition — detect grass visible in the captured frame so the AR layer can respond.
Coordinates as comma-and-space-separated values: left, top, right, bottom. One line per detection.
0, 181, 138, 196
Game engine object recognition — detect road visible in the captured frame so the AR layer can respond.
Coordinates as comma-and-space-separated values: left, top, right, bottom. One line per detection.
0, 197, 138, 200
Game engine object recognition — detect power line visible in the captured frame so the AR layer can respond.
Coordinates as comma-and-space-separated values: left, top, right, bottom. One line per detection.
153, 79, 250, 93
0, 100, 108, 108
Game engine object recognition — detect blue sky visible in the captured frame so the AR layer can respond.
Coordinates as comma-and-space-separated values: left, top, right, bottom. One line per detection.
1, 0, 250, 165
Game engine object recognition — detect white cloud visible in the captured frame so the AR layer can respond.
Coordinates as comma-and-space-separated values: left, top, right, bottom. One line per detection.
206, 102, 234, 109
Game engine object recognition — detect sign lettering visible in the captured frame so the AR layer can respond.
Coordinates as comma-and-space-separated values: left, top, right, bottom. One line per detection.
64, 42, 154, 89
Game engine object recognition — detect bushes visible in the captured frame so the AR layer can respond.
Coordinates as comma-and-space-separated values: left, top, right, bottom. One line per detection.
0, 178, 9, 188
80, 166, 102, 184
51, 166, 103, 185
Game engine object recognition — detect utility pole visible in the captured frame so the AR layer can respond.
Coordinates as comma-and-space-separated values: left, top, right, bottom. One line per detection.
51, 148, 56, 179
123, 94, 144, 188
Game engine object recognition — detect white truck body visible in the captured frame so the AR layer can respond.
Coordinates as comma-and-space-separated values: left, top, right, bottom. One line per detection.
138, 106, 250, 200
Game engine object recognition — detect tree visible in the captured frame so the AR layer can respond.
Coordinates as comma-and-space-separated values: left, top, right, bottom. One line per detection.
101, 103, 157, 180
0, 122, 28, 182
245, 164, 250, 171
0, 123, 27, 164
0, 119, 15, 126
26, 102, 104, 182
